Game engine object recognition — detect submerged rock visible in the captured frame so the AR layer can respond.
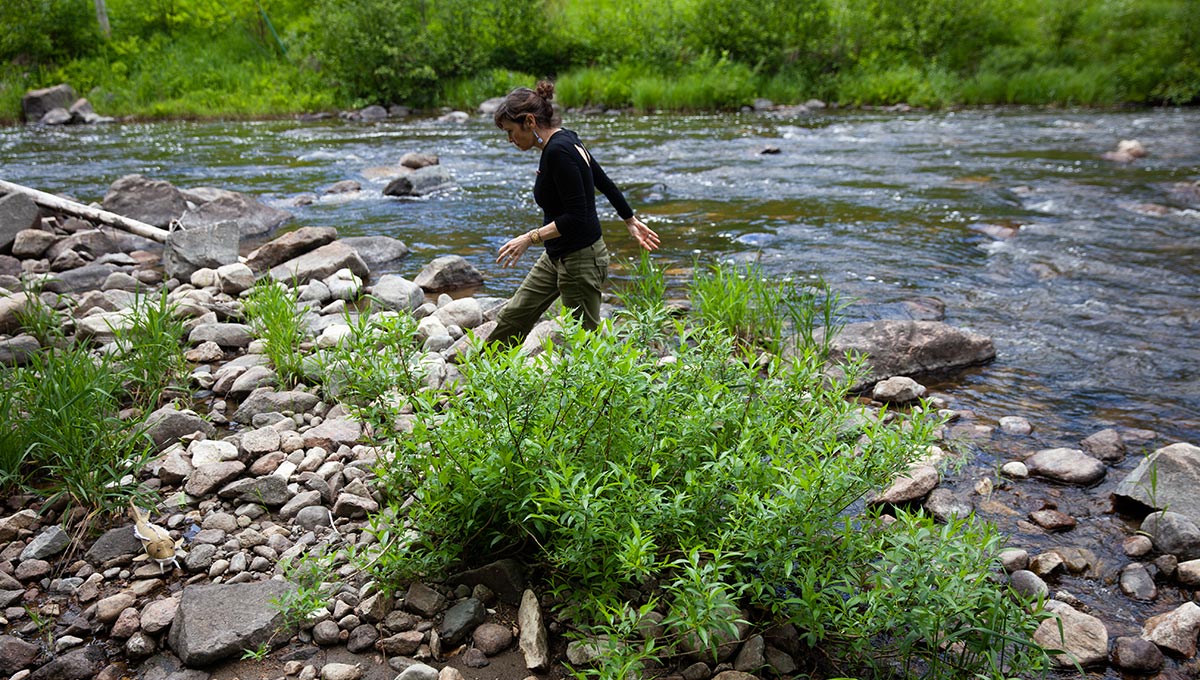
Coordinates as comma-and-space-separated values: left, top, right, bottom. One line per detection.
1024, 448, 1105, 486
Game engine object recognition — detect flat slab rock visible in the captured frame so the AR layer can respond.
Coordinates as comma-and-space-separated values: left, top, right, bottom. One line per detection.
1024, 448, 1106, 486
802, 320, 996, 391
167, 580, 295, 667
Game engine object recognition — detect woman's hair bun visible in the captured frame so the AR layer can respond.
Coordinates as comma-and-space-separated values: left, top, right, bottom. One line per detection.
535, 80, 555, 102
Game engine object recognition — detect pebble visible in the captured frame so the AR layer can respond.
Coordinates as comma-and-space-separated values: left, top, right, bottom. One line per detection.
998, 548, 1029, 572
1029, 551, 1065, 576
1009, 570, 1048, 600
1122, 535, 1153, 557
1119, 563, 1157, 600
1029, 509, 1076, 532
1000, 461, 1028, 479
998, 416, 1032, 435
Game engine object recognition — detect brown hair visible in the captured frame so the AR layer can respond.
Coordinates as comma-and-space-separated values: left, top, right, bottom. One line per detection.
493, 80, 560, 129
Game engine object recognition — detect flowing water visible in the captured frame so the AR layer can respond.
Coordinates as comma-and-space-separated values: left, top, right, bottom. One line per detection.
3, 108, 1199, 669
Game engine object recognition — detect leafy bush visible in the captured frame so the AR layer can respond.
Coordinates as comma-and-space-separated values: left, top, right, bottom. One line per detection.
323, 266, 1045, 678
112, 288, 187, 406
0, 0, 102, 65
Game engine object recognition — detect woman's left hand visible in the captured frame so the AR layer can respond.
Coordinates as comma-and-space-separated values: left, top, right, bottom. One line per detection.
497, 233, 532, 268
626, 216, 660, 251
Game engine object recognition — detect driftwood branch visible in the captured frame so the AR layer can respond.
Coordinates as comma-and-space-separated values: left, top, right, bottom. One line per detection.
0, 178, 170, 244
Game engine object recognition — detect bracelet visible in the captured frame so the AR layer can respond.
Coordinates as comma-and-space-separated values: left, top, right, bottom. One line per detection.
528, 228, 542, 245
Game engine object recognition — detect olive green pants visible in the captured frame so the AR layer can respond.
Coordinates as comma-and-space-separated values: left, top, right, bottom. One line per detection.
490, 239, 610, 348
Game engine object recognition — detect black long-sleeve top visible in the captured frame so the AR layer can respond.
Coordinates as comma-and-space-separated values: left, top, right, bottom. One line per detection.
534, 128, 633, 259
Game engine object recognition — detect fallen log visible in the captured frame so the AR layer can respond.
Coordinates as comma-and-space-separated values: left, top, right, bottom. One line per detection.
0, 178, 169, 244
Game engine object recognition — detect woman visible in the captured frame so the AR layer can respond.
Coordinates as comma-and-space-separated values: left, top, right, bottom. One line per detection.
490, 80, 660, 347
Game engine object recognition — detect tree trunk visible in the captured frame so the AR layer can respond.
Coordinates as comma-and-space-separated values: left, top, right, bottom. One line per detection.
94, 0, 111, 37
0, 179, 169, 243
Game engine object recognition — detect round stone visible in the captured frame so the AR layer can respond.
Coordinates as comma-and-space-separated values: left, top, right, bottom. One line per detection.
472, 622, 513, 656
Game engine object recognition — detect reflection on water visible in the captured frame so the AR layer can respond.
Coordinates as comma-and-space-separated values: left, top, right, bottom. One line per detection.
2, 109, 1197, 447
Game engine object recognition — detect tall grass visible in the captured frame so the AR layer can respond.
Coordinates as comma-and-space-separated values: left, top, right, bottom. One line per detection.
242, 280, 309, 386
111, 289, 187, 406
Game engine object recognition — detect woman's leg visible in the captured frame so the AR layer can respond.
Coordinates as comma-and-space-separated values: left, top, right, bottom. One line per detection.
556, 239, 609, 331
490, 251, 563, 347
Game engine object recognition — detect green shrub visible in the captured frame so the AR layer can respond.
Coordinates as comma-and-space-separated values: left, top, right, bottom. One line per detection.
323, 287, 1045, 677
0, 0, 102, 65
111, 288, 187, 407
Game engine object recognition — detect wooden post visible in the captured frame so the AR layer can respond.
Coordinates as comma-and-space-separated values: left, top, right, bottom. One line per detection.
0, 179, 169, 244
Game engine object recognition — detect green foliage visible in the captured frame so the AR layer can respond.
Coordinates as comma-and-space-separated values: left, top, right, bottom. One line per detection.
0, 0, 101, 65
242, 280, 308, 387
320, 270, 1044, 677
273, 547, 338, 630
13, 283, 66, 347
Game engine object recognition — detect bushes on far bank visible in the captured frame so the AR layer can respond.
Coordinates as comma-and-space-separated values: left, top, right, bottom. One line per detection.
1, 0, 1197, 120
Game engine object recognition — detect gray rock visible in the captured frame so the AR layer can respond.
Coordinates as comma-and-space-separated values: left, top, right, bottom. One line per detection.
433, 297, 483, 330
269, 241, 368, 286
21, 525, 70, 561
439, 598, 486, 645
1009, 570, 1048, 600
923, 488, 974, 523
164, 221, 240, 280
472, 623, 513, 656
46, 229, 121, 262
0, 291, 30, 335
871, 465, 939, 505
871, 376, 926, 404
341, 236, 409, 271
998, 416, 1033, 435
167, 580, 296, 667
232, 389, 321, 424
103, 174, 188, 228
1111, 636, 1163, 673
227, 366, 279, 398
281, 492, 323, 521
346, 624, 378, 653
0, 509, 38, 541
804, 320, 996, 391
1140, 511, 1200, 561
1142, 601, 1200, 658
395, 663, 438, 680
733, 634, 765, 673
449, 559, 526, 605
370, 274, 425, 312
188, 323, 253, 349
85, 524, 143, 564
1000, 461, 1029, 479
414, 256, 483, 293
217, 475, 290, 506
0, 334, 40, 367
383, 165, 455, 197
0, 193, 41, 252
216, 263, 255, 296
0, 634, 39, 675
185, 462, 247, 498
141, 598, 180, 634
312, 620, 341, 646
332, 493, 377, 518
97, 592, 137, 622
1178, 558, 1200, 587
1024, 448, 1106, 486
999, 548, 1029, 572
38, 107, 72, 125
145, 406, 215, 450
1119, 563, 1156, 600
76, 310, 136, 343
11, 228, 58, 258
27, 645, 105, 680
400, 152, 439, 169
179, 193, 292, 238
302, 418, 362, 450
1081, 428, 1125, 462
1114, 443, 1200, 525
378, 630, 423, 656
21, 83, 77, 122
244, 226, 338, 273
1033, 600, 1108, 668
43, 263, 118, 294
184, 543, 216, 573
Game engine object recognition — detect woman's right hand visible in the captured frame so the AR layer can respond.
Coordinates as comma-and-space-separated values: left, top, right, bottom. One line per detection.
497, 232, 533, 268
625, 216, 660, 251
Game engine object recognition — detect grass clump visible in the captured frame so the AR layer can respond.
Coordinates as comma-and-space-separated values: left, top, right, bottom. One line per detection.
0, 287, 187, 520
321, 263, 1047, 679
242, 279, 309, 387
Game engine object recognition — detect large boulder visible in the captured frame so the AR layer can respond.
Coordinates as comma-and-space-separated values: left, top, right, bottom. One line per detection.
0, 192, 41, 252
414, 255, 483, 293
167, 580, 295, 667
1033, 600, 1109, 668
370, 274, 424, 312
103, 175, 189, 228
164, 221, 241, 281
1140, 511, 1200, 561
1142, 601, 1200, 658
179, 193, 293, 238
1024, 448, 1106, 486
1114, 443, 1200, 525
244, 226, 338, 273
383, 165, 455, 197
341, 235, 409, 271
269, 241, 368, 285
803, 320, 996, 391
21, 84, 77, 123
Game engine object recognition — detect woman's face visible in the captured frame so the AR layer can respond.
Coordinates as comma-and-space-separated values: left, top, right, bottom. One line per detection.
500, 117, 536, 151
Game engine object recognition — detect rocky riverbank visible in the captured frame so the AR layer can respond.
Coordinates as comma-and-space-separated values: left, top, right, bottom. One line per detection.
1, 173, 1199, 680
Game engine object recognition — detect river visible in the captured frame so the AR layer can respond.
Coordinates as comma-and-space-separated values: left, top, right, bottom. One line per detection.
3, 107, 1200, 674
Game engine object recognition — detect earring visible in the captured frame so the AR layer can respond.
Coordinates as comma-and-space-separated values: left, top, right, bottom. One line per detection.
534, 130, 544, 145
